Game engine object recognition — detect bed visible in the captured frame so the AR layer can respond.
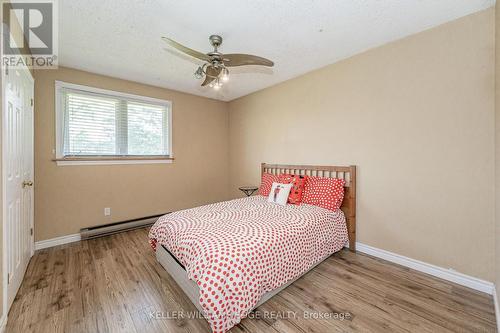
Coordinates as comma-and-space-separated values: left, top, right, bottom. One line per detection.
149, 163, 356, 333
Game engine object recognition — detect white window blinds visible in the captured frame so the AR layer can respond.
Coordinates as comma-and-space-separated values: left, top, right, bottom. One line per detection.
57, 84, 171, 158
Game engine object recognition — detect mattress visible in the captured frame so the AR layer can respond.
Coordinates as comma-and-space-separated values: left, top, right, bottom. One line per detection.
149, 195, 348, 333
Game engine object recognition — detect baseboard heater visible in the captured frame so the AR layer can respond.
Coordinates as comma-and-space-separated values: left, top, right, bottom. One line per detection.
80, 213, 168, 240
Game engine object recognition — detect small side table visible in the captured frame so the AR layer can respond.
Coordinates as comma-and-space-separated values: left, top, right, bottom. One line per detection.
239, 186, 258, 197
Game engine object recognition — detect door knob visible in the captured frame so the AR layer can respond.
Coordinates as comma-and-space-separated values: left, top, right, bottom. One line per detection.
22, 180, 33, 188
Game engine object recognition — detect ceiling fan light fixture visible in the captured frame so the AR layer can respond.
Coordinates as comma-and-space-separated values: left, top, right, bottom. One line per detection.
221, 68, 229, 82
194, 66, 203, 79
213, 78, 222, 90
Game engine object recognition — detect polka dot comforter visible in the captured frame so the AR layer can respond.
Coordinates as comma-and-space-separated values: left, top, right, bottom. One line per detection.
149, 195, 348, 333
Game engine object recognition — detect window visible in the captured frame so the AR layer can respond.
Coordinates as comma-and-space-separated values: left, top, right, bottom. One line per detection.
55, 81, 172, 165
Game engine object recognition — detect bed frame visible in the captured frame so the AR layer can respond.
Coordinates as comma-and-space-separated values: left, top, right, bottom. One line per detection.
156, 163, 357, 314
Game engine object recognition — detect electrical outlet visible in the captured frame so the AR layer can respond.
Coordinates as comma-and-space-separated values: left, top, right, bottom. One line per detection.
104, 207, 111, 216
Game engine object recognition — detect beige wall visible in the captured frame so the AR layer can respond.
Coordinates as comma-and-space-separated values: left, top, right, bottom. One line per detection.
34, 67, 230, 241
228, 9, 495, 281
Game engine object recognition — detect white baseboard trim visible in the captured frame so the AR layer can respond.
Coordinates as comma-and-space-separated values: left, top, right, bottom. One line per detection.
493, 286, 500, 333
34, 233, 81, 250
355, 242, 495, 295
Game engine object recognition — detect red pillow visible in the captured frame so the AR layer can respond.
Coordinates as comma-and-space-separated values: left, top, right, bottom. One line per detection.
302, 176, 345, 211
278, 174, 308, 204
258, 173, 279, 196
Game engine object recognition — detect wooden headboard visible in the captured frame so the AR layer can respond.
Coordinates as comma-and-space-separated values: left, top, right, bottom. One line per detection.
261, 163, 357, 251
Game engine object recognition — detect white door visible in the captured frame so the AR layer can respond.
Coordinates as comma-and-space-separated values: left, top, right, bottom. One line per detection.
3, 64, 34, 309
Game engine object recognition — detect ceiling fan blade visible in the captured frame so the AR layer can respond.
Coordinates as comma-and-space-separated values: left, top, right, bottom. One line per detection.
223, 54, 274, 67
201, 66, 221, 86
162, 37, 211, 62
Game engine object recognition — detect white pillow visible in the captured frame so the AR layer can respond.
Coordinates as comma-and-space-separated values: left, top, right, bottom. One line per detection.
267, 182, 293, 206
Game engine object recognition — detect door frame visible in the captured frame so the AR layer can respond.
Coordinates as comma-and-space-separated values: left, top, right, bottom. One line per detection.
1, 45, 35, 322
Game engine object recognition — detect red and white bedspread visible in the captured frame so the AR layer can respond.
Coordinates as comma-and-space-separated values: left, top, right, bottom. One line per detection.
149, 195, 348, 333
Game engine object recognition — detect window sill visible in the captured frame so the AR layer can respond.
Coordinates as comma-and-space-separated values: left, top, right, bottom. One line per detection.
53, 156, 174, 166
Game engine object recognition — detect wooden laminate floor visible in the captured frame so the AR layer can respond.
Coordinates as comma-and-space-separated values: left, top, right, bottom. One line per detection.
6, 228, 497, 333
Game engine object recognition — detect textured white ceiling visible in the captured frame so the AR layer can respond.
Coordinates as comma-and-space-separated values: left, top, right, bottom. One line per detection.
59, 0, 494, 101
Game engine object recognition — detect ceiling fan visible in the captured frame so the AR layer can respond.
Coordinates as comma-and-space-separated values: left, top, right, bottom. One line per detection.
162, 35, 274, 90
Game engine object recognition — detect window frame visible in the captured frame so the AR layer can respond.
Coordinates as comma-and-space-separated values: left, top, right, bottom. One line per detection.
54, 81, 173, 166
